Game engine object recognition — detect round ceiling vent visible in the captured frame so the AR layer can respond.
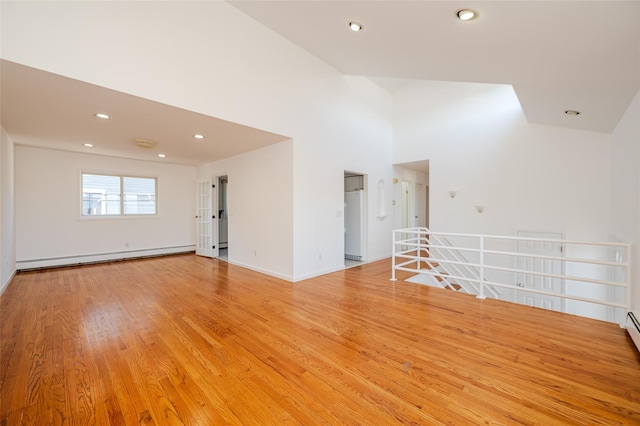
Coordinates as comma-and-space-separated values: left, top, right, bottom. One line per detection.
133, 138, 157, 149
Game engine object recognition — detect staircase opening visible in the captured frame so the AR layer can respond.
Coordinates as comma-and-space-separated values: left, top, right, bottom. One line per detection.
391, 227, 631, 325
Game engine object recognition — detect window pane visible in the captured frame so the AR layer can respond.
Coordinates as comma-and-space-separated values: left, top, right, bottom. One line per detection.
123, 177, 156, 215
82, 174, 121, 215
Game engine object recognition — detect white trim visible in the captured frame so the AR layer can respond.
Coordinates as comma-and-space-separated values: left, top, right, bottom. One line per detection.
0, 270, 16, 297
16, 245, 195, 270
292, 265, 347, 282
626, 311, 640, 353
228, 259, 295, 282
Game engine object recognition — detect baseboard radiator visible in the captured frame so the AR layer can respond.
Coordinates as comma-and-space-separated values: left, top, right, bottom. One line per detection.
16, 245, 196, 271
627, 311, 640, 354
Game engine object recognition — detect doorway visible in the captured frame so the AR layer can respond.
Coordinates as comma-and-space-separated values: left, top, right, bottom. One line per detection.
415, 183, 429, 228
344, 172, 366, 267
401, 181, 410, 228
217, 175, 229, 261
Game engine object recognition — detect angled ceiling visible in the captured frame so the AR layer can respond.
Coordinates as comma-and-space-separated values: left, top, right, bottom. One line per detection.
231, 0, 640, 133
1, 1, 639, 167
0, 60, 289, 166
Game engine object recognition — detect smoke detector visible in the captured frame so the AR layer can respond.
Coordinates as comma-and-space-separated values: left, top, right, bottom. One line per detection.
133, 138, 157, 149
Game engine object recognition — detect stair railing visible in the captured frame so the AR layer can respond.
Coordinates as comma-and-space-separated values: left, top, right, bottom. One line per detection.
423, 231, 502, 298
391, 227, 631, 325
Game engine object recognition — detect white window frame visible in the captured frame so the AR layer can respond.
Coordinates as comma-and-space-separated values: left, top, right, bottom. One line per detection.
81, 172, 158, 217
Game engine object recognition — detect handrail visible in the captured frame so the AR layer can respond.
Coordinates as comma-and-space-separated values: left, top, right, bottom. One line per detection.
391, 227, 632, 325
398, 241, 629, 268
628, 312, 639, 332
400, 228, 628, 247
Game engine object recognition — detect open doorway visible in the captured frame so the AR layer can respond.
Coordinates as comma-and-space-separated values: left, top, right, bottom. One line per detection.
393, 160, 430, 231
344, 172, 366, 268
415, 183, 429, 229
217, 175, 229, 261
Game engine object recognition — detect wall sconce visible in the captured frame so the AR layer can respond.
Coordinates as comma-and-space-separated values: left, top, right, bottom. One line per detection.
475, 205, 486, 214
448, 190, 458, 199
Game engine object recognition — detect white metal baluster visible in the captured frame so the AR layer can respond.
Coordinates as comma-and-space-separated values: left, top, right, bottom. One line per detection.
477, 236, 486, 299
391, 230, 397, 281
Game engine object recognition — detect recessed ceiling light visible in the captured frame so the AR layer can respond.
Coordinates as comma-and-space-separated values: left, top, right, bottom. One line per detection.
158, 154, 166, 158
94, 113, 111, 120
83, 143, 94, 147
193, 134, 205, 140
348, 21, 363, 32
564, 110, 581, 115
456, 9, 478, 21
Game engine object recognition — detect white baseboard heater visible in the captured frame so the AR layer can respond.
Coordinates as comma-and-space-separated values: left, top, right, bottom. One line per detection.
627, 311, 640, 354
16, 245, 196, 271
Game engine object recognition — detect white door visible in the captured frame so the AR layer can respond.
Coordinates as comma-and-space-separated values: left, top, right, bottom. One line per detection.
195, 179, 214, 258
516, 231, 564, 312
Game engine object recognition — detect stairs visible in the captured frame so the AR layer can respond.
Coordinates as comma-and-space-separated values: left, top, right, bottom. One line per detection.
405, 266, 467, 294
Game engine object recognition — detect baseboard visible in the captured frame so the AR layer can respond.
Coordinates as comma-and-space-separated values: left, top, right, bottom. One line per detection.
227, 259, 294, 282
366, 254, 392, 263
16, 245, 196, 271
0, 269, 16, 297
293, 264, 349, 282
345, 254, 362, 261
626, 311, 640, 354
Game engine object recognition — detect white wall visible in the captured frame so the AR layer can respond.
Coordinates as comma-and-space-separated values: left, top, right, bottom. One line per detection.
1, 1, 396, 281
393, 80, 616, 320
393, 81, 612, 242
15, 146, 196, 268
291, 76, 394, 279
611, 89, 640, 314
198, 141, 294, 280
0, 127, 16, 294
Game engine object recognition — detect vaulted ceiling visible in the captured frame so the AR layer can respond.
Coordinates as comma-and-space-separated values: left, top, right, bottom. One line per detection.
2, 1, 639, 166
231, 1, 640, 134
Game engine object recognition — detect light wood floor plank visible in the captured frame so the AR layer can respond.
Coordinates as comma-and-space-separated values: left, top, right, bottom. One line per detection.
1, 254, 639, 425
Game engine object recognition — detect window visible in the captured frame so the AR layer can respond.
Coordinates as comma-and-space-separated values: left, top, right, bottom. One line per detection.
82, 173, 156, 216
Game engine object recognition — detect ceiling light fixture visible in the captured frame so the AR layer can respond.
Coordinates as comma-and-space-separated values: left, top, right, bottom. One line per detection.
456, 9, 478, 21
133, 138, 157, 149
83, 143, 94, 148
348, 21, 363, 32
158, 154, 166, 158
94, 113, 111, 120
564, 110, 581, 115
193, 134, 205, 140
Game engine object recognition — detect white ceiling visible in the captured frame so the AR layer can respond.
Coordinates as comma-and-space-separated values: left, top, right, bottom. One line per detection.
1, 1, 639, 167
232, 0, 640, 133
0, 60, 289, 167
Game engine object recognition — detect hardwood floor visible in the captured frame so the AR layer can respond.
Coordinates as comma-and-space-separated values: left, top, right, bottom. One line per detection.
1, 254, 639, 425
